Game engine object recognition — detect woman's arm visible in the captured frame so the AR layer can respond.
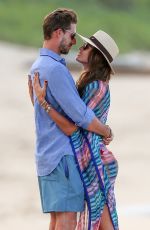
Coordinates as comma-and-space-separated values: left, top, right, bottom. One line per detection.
41, 99, 77, 136
28, 73, 77, 136
28, 73, 113, 142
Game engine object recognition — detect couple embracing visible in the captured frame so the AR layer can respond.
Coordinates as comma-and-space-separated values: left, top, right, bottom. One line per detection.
28, 8, 119, 230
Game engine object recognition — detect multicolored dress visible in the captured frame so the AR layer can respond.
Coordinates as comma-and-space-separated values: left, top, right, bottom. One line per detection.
70, 80, 119, 230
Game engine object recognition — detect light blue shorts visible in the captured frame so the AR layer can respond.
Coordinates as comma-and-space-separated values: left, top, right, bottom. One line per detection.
38, 155, 84, 213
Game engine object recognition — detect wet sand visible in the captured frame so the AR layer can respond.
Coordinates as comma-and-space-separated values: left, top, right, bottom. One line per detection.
0, 42, 150, 229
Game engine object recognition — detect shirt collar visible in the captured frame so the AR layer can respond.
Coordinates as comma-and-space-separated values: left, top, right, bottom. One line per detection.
39, 48, 66, 66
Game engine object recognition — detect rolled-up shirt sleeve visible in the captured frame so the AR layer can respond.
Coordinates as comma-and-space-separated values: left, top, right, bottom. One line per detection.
48, 65, 95, 129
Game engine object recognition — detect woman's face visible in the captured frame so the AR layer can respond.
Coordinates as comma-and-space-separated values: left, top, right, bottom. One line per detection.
76, 43, 93, 66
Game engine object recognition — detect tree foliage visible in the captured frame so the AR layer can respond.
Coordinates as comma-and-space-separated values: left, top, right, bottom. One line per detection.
99, 0, 134, 10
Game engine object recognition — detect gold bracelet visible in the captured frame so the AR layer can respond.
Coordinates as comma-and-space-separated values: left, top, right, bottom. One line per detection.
45, 105, 51, 113
40, 99, 51, 113
40, 100, 46, 106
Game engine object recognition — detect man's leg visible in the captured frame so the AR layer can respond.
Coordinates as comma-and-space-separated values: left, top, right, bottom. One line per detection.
55, 212, 77, 230
49, 212, 56, 230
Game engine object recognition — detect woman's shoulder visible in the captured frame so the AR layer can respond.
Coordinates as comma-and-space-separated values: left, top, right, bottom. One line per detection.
85, 80, 108, 92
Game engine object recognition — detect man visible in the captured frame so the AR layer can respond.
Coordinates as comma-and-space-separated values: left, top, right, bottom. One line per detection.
29, 8, 112, 230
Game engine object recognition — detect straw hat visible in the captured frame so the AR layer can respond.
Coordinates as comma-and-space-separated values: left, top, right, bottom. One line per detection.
77, 30, 119, 74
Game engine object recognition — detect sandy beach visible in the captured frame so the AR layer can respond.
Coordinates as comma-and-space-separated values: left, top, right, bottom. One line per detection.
0, 42, 150, 230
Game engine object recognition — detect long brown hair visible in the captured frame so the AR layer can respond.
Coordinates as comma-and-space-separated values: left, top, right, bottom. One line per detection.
76, 47, 111, 96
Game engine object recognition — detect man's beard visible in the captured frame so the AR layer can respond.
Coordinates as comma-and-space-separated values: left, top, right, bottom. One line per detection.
59, 39, 71, 55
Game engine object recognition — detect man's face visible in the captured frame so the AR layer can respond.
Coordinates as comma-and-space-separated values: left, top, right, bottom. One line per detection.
59, 23, 76, 54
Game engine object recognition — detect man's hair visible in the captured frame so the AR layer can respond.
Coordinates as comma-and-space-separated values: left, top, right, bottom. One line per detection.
43, 8, 77, 40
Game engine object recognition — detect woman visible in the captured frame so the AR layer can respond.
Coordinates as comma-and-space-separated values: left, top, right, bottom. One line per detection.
29, 30, 119, 230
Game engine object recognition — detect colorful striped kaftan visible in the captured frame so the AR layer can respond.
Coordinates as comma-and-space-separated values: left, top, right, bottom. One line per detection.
70, 80, 119, 230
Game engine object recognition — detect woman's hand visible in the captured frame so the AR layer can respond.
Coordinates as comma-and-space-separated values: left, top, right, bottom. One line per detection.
28, 74, 34, 106
33, 72, 48, 104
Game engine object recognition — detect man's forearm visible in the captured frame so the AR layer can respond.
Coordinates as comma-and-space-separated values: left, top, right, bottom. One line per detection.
87, 117, 110, 138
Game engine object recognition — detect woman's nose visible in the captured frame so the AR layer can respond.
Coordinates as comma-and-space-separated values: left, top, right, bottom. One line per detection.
72, 37, 76, 45
79, 46, 82, 51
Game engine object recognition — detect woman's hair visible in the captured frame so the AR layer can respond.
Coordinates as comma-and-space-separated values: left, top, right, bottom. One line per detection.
77, 47, 111, 96
43, 8, 77, 40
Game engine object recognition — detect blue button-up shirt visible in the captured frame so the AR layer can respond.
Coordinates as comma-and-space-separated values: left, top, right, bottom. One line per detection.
30, 48, 95, 176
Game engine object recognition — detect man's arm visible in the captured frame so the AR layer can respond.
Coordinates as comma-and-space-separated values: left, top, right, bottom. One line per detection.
48, 65, 111, 138
28, 73, 77, 136
28, 72, 112, 140
87, 117, 111, 138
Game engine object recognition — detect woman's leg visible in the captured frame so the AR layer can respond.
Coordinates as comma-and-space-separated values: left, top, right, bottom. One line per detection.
55, 212, 77, 230
99, 205, 114, 230
49, 212, 56, 230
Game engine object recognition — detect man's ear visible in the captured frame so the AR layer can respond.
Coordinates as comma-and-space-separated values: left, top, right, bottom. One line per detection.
54, 28, 64, 39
